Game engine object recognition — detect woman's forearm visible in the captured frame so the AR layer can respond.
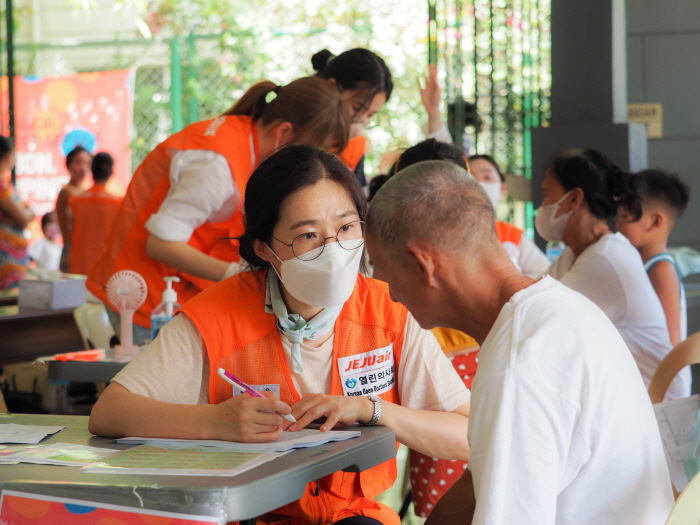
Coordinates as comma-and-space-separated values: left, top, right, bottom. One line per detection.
88, 382, 216, 439
0, 196, 34, 229
381, 401, 470, 461
146, 234, 230, 282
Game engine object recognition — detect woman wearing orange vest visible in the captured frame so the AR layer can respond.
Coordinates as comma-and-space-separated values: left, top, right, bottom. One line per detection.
312, 49, 393, 190
89, 145, 471, 525
87, 77, 350, 344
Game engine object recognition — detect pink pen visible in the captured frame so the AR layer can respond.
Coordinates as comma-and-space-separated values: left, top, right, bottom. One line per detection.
217, 367, 296, 423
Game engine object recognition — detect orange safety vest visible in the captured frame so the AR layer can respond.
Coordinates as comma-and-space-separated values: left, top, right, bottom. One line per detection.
87, 115, 258, 328
495, 220, 523, 246
69, 183, 123, 276
181, 271, 405, 525
431, 327, 478, 354
338, 136, 367, 171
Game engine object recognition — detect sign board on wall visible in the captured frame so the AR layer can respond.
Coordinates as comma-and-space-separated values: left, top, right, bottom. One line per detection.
628, 103, 663, 139
3, 70, 134, 219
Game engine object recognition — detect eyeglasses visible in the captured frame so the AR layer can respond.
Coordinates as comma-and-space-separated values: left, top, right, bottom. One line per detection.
273, 220, 365, 262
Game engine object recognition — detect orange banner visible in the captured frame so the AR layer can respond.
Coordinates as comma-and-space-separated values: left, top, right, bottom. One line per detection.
0, 491, 222, 524
7, 70, 134, 219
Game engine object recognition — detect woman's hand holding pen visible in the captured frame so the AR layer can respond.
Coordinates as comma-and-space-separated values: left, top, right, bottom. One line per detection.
211, 391, 293, 443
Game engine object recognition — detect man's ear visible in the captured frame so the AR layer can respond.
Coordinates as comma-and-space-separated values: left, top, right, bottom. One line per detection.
406, 243, 437, 288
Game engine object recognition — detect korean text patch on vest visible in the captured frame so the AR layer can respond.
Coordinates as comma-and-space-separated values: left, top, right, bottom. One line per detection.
232, 384, 281, 399
338, 344, 395, 397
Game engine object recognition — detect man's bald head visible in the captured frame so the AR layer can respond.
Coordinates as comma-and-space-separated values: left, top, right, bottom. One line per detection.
366, 160, 498, 262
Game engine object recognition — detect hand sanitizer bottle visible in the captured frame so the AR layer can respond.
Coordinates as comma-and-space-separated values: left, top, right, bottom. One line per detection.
151, 276, 181, 341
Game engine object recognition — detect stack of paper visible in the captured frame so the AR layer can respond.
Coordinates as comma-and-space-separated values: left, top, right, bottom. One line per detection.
0, 443, 119, 466
117, 428, 361, 452
0, 424, 64, 444
81, 445, 285, 476
654, 395, 700, 491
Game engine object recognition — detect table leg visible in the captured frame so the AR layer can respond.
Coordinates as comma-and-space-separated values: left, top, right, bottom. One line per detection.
47, 380, 69, 414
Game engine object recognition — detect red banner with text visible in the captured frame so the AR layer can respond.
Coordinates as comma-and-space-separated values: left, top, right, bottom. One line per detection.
6, 69, 134, 220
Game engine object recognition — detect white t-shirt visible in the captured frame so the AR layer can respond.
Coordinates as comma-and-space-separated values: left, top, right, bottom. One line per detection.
113, 312, 470, 413
28, 238, 62, 270
469, 277, 674, 525
502, 236, 550, 278
144, 149, 240, 243
547, 233, 690, 400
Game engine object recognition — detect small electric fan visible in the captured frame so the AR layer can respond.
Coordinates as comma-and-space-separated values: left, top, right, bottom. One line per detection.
106, 270, 148, 357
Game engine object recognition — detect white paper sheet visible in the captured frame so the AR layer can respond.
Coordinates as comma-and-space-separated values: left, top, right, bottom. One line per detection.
118, 428, 361, 452
654, 395, 700, 492
0, 443, 119, 466
0, 424, 65, 444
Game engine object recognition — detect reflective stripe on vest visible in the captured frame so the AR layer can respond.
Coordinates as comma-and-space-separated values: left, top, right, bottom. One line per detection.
180, 271, 405, 525
338, 136, 367, 171
87, 115, 258, 329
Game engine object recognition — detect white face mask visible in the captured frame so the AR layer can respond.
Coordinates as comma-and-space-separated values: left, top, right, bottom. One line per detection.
478, 180, 503, 209
268, 239, 364, 308
535, 190, 573, 242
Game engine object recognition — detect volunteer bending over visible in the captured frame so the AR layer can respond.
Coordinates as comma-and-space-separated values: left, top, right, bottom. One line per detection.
87, 78, 350, 344
89, 145, 470, 525
312, 48, 392, 188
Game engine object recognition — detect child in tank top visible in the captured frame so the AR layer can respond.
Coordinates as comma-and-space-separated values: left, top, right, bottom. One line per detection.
617, 168, 691, 346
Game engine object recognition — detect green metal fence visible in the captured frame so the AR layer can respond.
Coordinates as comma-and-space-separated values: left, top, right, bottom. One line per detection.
429, 0, 551, 234
2, 2, 551, 225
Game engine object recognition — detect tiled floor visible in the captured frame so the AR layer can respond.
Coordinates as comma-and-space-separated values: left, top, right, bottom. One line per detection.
376, 445, 427, 525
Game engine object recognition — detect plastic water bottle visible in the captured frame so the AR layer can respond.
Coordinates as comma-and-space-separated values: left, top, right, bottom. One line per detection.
546, 241, 566, 263
151, 276, 181, 341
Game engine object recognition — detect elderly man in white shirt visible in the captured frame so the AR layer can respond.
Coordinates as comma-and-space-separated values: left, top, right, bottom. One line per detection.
365, 160, 674, 525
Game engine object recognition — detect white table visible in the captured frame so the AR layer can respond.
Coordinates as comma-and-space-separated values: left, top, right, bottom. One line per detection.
0, 413, 397, 523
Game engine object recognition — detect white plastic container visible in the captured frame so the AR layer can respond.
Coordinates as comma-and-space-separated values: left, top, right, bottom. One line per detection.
19, 275, 87, 310
151, 276, 181, 341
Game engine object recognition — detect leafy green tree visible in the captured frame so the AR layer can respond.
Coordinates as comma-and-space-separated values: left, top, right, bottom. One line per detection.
122, 0, 431, 175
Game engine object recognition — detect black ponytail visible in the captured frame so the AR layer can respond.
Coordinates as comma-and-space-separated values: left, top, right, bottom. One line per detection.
312, 48, 393, 115
548, 148, 641, 231
311, 49, 335, 74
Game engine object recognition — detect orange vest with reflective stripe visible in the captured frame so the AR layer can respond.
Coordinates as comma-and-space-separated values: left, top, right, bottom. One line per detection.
69, 184, 123, 276
87, 115, 257, 329
180, 271, 405, 525
495, 220, 523, 246
338, 136, 366, 171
